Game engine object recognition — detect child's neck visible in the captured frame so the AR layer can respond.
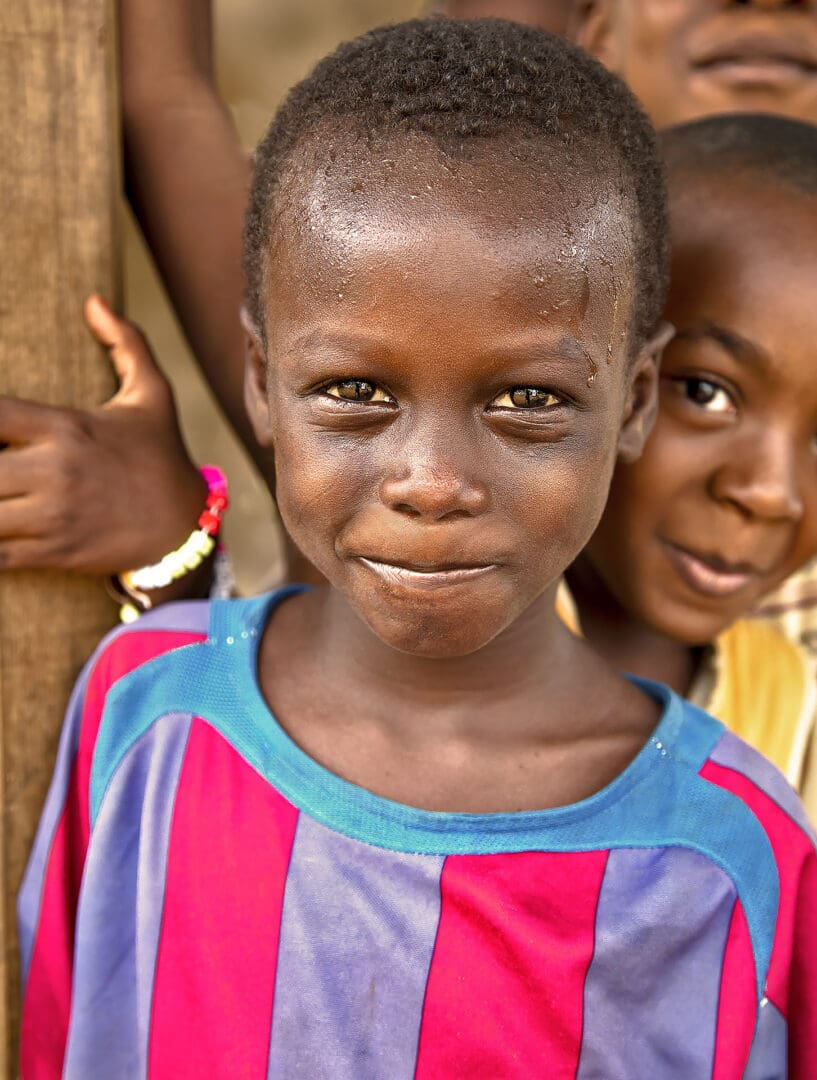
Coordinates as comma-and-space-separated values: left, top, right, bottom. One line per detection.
565, 556, 703, 696
257, 584, 661, 814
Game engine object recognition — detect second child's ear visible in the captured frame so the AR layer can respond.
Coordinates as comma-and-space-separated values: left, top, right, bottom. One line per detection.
571, 0, 617, 72
241, 306, 275, 449
617, 321, 674, 464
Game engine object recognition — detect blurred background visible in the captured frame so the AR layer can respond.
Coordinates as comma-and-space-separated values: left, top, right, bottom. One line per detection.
125, 0, 419, 593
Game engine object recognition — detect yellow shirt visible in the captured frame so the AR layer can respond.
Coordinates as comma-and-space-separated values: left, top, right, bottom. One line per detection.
556, 582, 817, 823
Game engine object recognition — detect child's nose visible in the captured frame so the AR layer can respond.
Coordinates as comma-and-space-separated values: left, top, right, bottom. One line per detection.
709, 431, 804, 524
379, 458, 490, 522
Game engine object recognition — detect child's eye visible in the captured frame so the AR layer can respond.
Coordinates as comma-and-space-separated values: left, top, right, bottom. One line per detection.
683, 378, 735, 414
323, 379, 394, 404
490, 387, 561, 410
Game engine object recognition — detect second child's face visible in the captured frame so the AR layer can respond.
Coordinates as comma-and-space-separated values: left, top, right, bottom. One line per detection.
584, 178, 817, 646
578, 1, 817, 129
248, 149, 658, 658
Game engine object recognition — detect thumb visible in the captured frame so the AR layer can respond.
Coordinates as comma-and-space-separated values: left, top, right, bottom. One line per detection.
84, 295, 167, 405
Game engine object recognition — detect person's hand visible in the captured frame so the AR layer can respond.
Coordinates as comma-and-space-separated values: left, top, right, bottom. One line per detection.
0, 296, 207, 575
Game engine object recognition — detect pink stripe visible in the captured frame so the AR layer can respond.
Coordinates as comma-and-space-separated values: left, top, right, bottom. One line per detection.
19, 628, 203, 1080
712, 900, 756, 1080
701, 760, 817, 1076
148, 719, 298, 1079
415, 850, 607, 1079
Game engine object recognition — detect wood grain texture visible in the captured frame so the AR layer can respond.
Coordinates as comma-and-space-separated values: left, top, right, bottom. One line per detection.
0, 0, 119, 1069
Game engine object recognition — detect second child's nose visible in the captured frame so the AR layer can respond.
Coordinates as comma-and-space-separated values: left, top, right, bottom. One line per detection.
710, 432, 804, 523
379, 460, 490, 522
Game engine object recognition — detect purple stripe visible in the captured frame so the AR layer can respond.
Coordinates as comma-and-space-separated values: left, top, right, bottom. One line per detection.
128, 599, 212, 636
710, 731, 817, 848
744, 997, 787, 1080
576, 847, 735, 1079
267, 814, 444, 1080
61, 712, 192, 1080
16, 657, 90, 987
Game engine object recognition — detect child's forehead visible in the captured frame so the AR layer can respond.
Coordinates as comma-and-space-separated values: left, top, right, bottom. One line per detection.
669, 168, 817, 246
667, 175, 817, 368
261, 157, 638, 390
269, 133, 634, 281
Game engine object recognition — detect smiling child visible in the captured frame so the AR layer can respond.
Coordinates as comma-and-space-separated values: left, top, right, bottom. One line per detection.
565, 113, 817, 817
18, 19, 816, 1079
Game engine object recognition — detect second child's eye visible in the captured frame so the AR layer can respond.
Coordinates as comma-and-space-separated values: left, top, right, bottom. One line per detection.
683, 378, 735, 414
491, 387, 561, 410
323, 379, 394, 404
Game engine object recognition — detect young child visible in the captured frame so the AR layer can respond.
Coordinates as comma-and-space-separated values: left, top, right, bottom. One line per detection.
562, 112, 817, 818
18, 18, 815, 1079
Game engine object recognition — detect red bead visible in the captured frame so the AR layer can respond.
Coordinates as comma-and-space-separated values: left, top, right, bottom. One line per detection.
206, 492, 228, 511
198, 510, 221, 533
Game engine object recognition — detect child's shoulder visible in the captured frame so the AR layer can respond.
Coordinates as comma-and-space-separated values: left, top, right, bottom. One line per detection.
696, 707, 817, 877
90, 589, 292, 691
672, 684, 815, 855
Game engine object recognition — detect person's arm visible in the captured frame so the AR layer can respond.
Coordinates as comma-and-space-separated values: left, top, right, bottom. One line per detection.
119, 0, 262, 468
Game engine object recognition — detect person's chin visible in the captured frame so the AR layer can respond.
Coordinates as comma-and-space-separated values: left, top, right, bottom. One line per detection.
349, 576, 518, 658
682, 71, 817, 119
641, 587, 743, 649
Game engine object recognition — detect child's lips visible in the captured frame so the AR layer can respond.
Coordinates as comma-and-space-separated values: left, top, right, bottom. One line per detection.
691, 34, 817, 86
357, 556, 499, 591
661, 540, 763, 600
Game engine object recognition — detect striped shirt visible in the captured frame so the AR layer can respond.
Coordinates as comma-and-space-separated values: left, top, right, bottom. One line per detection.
18, 591, 817, 1078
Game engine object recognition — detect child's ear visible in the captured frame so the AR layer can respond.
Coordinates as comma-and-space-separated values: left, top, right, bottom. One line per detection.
617, 321, 674, 464
571, 0, 618, 72
241, 306, 275, 449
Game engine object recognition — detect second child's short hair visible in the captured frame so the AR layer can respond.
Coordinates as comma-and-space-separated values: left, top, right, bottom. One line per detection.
661, 112, 817, 198
245, 17, 669, 351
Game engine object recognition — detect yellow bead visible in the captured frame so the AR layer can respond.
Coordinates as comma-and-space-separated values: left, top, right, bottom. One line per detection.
120, 603, 140, 624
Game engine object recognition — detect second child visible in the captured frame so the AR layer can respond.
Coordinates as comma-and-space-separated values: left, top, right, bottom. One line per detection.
564, 113, 817, 819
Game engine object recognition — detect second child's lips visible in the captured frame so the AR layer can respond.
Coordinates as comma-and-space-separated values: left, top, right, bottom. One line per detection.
357, 556, 498, 590
661, 540, 766, 600
691, 34, 817, 80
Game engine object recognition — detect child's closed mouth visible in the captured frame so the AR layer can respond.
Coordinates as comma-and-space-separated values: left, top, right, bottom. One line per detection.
357, 556, 499, 590
660, 538, 771, 600
690, 33, 817, 86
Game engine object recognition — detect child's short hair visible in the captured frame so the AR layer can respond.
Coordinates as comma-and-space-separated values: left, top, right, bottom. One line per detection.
244, 17, 669, 353
661, 112, 817, 197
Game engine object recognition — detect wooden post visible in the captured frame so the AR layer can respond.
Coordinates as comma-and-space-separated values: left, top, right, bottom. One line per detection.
0, 0, 119, 1069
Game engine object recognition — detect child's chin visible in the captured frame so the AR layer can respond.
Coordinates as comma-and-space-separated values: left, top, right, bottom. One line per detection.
363, 604, 510, 659
645, 595, 738, 650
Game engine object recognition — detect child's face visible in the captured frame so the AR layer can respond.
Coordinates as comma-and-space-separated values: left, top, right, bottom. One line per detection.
578, 1, 817, 129
247, 147, 660, 658
583, 177, 817, 646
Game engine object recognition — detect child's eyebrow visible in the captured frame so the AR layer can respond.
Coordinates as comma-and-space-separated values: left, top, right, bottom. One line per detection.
674, 320, 771, 373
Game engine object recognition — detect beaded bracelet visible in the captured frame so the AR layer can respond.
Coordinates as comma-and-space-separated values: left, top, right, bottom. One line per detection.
114, 465, 229, 623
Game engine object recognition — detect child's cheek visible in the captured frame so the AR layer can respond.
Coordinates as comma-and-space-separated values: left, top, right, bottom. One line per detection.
272, 428, 365, 557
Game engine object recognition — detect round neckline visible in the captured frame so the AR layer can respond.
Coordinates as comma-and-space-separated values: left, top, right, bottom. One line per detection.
210, 588, 690, 853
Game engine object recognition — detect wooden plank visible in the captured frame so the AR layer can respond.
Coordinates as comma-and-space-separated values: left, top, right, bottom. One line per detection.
0, 0, 119, 1069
